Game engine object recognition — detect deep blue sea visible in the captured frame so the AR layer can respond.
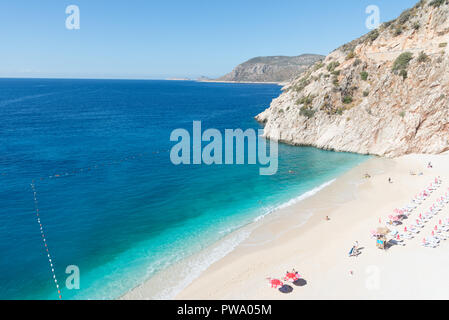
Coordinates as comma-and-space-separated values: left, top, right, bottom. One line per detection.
0, 79, 368, 299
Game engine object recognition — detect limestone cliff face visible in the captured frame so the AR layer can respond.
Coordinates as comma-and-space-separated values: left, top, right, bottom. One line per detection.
256, 0, 449, 157
218, 55, 324, 83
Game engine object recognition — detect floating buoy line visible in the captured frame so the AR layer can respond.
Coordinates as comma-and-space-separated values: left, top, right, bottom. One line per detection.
27, 149, 169, 299
30, 181, 62, 300
37, 150, 171, 182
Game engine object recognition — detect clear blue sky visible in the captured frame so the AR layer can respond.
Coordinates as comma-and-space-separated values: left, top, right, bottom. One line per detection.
0, 0, 418, 79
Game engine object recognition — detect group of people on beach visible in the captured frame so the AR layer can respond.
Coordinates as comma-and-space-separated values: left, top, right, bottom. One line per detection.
267, 268, 307, 293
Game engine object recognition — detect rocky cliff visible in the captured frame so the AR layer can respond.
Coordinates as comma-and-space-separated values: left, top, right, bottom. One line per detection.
256, 0, 449, 157
217, 54, 324, 83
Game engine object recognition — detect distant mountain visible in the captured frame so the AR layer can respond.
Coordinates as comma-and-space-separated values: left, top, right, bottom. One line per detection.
216, 54, 324, 83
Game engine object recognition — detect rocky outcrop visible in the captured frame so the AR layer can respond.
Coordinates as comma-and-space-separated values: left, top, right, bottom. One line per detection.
217, 55, 324, 83
256, 0, 449, 157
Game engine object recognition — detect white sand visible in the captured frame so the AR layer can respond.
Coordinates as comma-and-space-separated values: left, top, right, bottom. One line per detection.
123, 153, 449, 300
173, 153, 449, 300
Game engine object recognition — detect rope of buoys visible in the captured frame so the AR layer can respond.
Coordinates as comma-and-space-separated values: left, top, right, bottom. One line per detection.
37, 151, 170, 181
30, 181, 62, 300
26, 149, 170, 298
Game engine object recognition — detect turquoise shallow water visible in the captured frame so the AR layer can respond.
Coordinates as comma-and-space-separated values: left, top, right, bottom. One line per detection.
0, 79, 368, 299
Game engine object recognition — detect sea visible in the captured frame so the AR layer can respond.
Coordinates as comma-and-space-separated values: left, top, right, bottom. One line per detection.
0, 78, 368, 299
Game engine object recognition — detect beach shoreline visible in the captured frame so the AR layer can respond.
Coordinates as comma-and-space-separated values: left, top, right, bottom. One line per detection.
124, 152, 449, 300
174, 153, 449, 299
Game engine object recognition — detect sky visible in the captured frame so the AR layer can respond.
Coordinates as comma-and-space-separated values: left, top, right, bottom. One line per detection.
0, 0, 419, 79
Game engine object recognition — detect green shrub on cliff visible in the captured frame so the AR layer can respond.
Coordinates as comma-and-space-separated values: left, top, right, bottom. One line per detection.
394, 27, 403, 36
430, 0, 446, 7
314, 62, 325, 70
397, 9, 411, 25
297, 95, 314, 106
367, 29, 379, 42
332, 70, 341, 76
418, 51, 429, 63
353, 58, 362, 67
399, 69, 408, 80
300, 106, 315, 119
293, 76, 311, 92
392, 52, 413, 72
360, 71, 369, 81
342, 95, 353, 104
332, 76, 339, 87
327, 61, 340, 73
346, 51, 356, 60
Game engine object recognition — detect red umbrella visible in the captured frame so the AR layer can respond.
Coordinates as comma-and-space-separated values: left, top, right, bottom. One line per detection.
284, 273, 299, 282
268, 278, 283, 288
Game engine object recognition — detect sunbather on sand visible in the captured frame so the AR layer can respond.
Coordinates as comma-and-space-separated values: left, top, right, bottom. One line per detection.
349, 246, 357, 257
349, 242, 360, 257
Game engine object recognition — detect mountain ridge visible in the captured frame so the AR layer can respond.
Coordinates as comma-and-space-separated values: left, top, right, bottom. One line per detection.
216, 54, 324, 83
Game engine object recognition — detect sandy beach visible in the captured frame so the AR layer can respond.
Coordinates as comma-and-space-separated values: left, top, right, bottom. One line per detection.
174, 153, 449, 300
123, 152, 449, 300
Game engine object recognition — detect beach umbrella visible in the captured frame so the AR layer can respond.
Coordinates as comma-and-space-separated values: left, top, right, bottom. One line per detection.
284, 272, 298, 282
267, 278, 283, 288
279, 285, 293, 294
293, 279, 307, 287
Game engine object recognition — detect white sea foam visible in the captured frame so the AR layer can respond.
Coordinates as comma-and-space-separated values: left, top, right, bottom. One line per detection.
253, 179, 336, 223
152, 227, 252, 300
148, 178, 336, 300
